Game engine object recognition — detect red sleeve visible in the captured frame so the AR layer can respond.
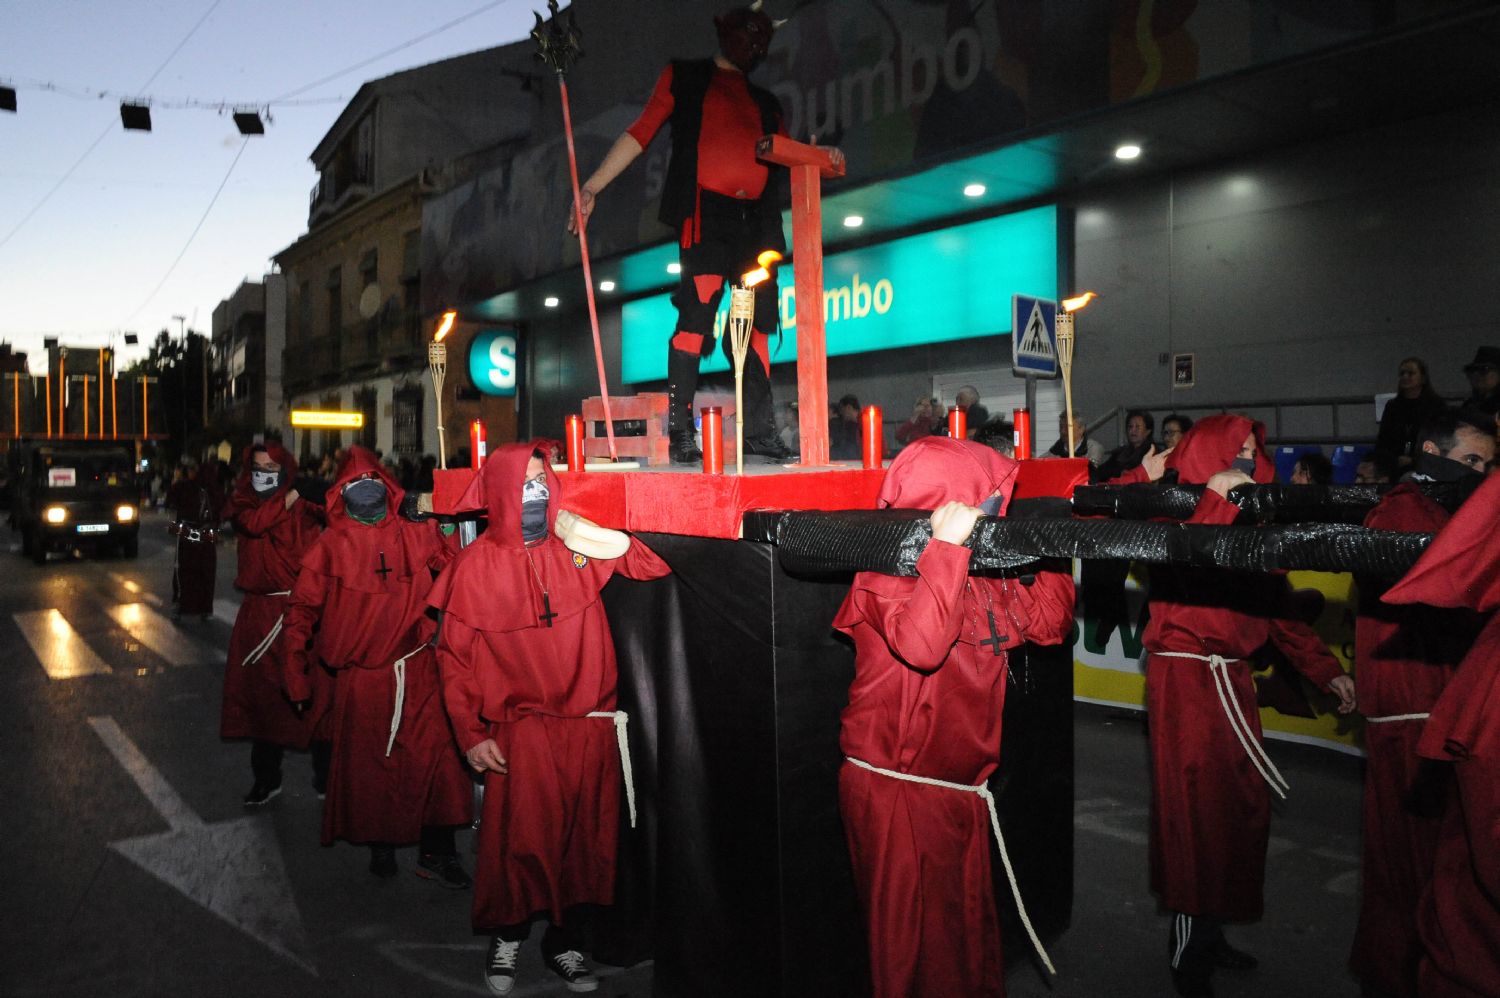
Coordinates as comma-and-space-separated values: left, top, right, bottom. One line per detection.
231, 496, 286, 538
1268, 614, 1345, 689
1105, 465, 1150, 486
1457, 761, 1500, 898
856, 540, 970, 673
1187, 488, 1240, 526
435, 612, 490, 752
1004, 568, 1076, 648
282, 555, 329, 702
616, 535, 671, 581
626, 65, 675, 148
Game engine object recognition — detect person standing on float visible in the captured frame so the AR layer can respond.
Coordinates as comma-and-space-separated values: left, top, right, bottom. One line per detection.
281, 446, 473, 886
429, 443, 670, 995
571, 4, 842, 464
833, 436, 1076, 998
1142, 413, 1357, 998
220, 441, 331, 806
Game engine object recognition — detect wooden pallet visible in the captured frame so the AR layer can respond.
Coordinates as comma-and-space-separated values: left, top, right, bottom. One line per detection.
580, 391, 739, 467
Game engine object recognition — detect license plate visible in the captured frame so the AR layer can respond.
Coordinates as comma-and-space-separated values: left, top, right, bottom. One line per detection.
76, 523, 110, 534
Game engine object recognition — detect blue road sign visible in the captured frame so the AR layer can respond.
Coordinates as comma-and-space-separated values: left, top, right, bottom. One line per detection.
1012, 294, 1059, 378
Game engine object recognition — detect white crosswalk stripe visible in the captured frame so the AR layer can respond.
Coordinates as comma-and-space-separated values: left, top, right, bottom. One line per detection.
107, 572, 163, 607
106, 602, 218, 667
12, 609, 114, 679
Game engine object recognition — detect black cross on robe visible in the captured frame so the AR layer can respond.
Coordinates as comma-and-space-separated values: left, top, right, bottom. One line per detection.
375, 552, 393, 581
979, 610, 1007, 656
538, 592, 558, 627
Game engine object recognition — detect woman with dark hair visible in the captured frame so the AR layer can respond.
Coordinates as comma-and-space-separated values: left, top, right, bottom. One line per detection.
1377, 357, 1447, 463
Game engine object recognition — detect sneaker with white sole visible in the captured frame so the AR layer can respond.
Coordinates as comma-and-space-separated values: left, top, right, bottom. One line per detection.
484, 937, 520, 996
545, 950, 599, 993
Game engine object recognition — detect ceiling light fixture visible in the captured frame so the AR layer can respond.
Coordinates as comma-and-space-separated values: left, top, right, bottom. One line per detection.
843, 215, 864, 228
543, 296, 560, 308
1114, 143, 1142, 161
963, 183, 986, 198
598, 280, 616, 292
666, 262, 682, 274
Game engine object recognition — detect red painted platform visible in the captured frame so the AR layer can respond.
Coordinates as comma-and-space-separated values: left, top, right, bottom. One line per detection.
432, 458, 1088, 540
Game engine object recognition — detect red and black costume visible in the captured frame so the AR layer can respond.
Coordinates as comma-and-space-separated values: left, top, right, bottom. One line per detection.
220, 442, 331, 796
1142, 414, 1347, 986
833, 437, 1075, 998
1382, 472, 1500, 998
429, 443, 670, 945
166, 464, 221, 617
281, 447, 471, 857
627, 53, 789, 458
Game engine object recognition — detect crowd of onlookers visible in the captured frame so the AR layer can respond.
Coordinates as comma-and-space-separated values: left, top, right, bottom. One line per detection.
808, 345, 1500, 482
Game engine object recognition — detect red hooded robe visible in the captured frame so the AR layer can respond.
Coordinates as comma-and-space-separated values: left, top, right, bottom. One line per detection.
281, 446, 471, 845
1142, 414, 1345, 920
832, 437, 1076, 998
1348, 483, 1470, 997
1383, 472, 1500, 998
220, 441, 330, 748
428, 442, 671, 931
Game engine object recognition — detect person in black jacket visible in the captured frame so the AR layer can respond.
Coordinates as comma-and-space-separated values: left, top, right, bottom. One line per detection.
1376, 356, 1448, 465
572, 5, 842, 464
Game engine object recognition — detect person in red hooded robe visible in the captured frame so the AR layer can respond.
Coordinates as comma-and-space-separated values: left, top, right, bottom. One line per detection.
1348, 409, 1492, 998
220, 441, 331, 806
428, 443, 670, 995
1142, 413, 1357, 997
832, 436, 1076, 998
281, 446, 473, 884
165, 456, 222, 619
1381, 470, 1500, 998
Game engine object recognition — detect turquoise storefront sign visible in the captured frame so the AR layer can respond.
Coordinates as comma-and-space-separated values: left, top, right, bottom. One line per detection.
620, 204, 1057, 384
469, 328, 520, 396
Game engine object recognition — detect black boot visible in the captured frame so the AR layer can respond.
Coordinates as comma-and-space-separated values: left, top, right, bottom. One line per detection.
243, 740, 283, 806
738, 340, 793, 461
1169, 913, 1217, 998
667, 347, 702, 464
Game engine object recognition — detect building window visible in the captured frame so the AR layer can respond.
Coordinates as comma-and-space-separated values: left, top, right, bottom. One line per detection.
393, 385, 423, 456
360, 248, 378, 289
298, 281, 311, 342
326, 266, 342, 337
354, 387, 378, 450
401, 230, 421, 341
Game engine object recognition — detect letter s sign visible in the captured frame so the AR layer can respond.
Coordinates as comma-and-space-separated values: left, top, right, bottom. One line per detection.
468, 329, 520, 397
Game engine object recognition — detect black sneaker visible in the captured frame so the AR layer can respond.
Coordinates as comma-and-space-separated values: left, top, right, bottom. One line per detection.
743, 435, 795, 461
415, 851, 472, 890
544, 950, 599, 993
242, 780, 282, 806
669, 430, 701, 464
369, 845, 398, 879
483, 937, 520, 995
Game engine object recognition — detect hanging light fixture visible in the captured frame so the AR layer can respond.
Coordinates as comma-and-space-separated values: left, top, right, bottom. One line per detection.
120, 101, 152, 131
232, 109, 265, 135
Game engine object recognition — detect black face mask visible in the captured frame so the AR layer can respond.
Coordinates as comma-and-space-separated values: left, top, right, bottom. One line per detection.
1410, 450, 1485, 485
522, 478, 549, 542
342, 479, 387, 522
1231, 457, 1257, 476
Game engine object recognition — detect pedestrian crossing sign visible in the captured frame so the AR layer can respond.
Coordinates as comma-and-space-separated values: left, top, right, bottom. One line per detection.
1011, 294, 1059, 378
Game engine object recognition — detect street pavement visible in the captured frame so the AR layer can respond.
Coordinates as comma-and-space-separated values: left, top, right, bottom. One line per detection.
1, 508, 1367, 997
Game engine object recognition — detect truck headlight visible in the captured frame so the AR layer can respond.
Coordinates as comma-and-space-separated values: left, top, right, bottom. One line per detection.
116, 504, 137, 522
44, 506, 67, 524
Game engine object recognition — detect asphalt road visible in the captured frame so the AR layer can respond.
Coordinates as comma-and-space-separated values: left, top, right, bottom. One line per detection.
0, 509, 1366, 997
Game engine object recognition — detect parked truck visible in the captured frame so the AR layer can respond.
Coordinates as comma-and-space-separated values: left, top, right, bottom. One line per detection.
7, 439, 141, 564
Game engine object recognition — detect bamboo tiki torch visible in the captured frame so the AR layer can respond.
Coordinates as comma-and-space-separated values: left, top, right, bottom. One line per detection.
430, 310, 455, 470
727, 284, 756, 476
1058, 292, 1097, 457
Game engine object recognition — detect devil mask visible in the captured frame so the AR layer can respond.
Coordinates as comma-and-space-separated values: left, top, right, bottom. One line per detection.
716, 3, 780, 73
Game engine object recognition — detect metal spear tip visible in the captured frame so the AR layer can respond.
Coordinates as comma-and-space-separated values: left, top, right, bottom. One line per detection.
531, 0, 584, 75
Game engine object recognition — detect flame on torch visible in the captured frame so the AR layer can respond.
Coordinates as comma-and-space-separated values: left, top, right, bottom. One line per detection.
741, 249, 783, 289
434, 310, 458, 342
1061, 291, 1098, 313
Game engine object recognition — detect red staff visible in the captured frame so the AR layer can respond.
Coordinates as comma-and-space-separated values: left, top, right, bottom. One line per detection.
533, 0, 617, 459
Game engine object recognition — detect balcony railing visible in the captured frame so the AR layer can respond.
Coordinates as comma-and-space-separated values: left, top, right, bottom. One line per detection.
282, 313, 424, 394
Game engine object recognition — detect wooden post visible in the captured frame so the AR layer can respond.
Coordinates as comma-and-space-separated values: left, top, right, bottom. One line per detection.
756, 134, 845, 468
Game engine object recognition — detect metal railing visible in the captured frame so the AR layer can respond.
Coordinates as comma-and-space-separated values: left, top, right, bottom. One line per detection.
1093, 396, 1393, 448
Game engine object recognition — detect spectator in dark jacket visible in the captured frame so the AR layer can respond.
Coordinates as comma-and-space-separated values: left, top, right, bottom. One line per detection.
1377, 356, 1448, 464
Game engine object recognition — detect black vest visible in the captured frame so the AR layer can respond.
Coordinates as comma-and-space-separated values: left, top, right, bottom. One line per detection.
658, 58, 786, 240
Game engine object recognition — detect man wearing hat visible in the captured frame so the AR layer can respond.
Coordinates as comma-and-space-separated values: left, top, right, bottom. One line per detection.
1461, 346, 1500, 419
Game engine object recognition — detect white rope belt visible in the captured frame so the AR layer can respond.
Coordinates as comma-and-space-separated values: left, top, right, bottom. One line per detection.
239, 591, 293, 667
845, 755, 1055, 976
1155, 651, 1290, 799
585, 711, 636, 829
1365, 712, 1430, 724
385, 643, 428, 757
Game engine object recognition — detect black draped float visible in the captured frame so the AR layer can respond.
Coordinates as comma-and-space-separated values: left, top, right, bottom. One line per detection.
1069, 479, 1477, 522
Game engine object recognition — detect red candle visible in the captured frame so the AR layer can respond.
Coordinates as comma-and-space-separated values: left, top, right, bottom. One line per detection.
861, 405, 883, 469
470, 419, 486, 469
1012, 408, 1032, 460
948, 405, 967, 440
701, 407, 723, 475
565, 414, 585, 472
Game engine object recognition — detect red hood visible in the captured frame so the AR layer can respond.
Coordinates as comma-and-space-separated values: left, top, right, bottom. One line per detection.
455, 441, 560, 547
1385, 471, 1500, 612
327, 445, 404, 522
878, 436, 1019, 513
1166, 413, 1272, 485
232, 441, 297, 502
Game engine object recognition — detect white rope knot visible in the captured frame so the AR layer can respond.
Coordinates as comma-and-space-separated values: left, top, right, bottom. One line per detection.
385, 643, 426, 757
845, 756, 1056, 977
1155, 651, 1290, 799
1365, 712, 1430, 724
587, 710, 636, 828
